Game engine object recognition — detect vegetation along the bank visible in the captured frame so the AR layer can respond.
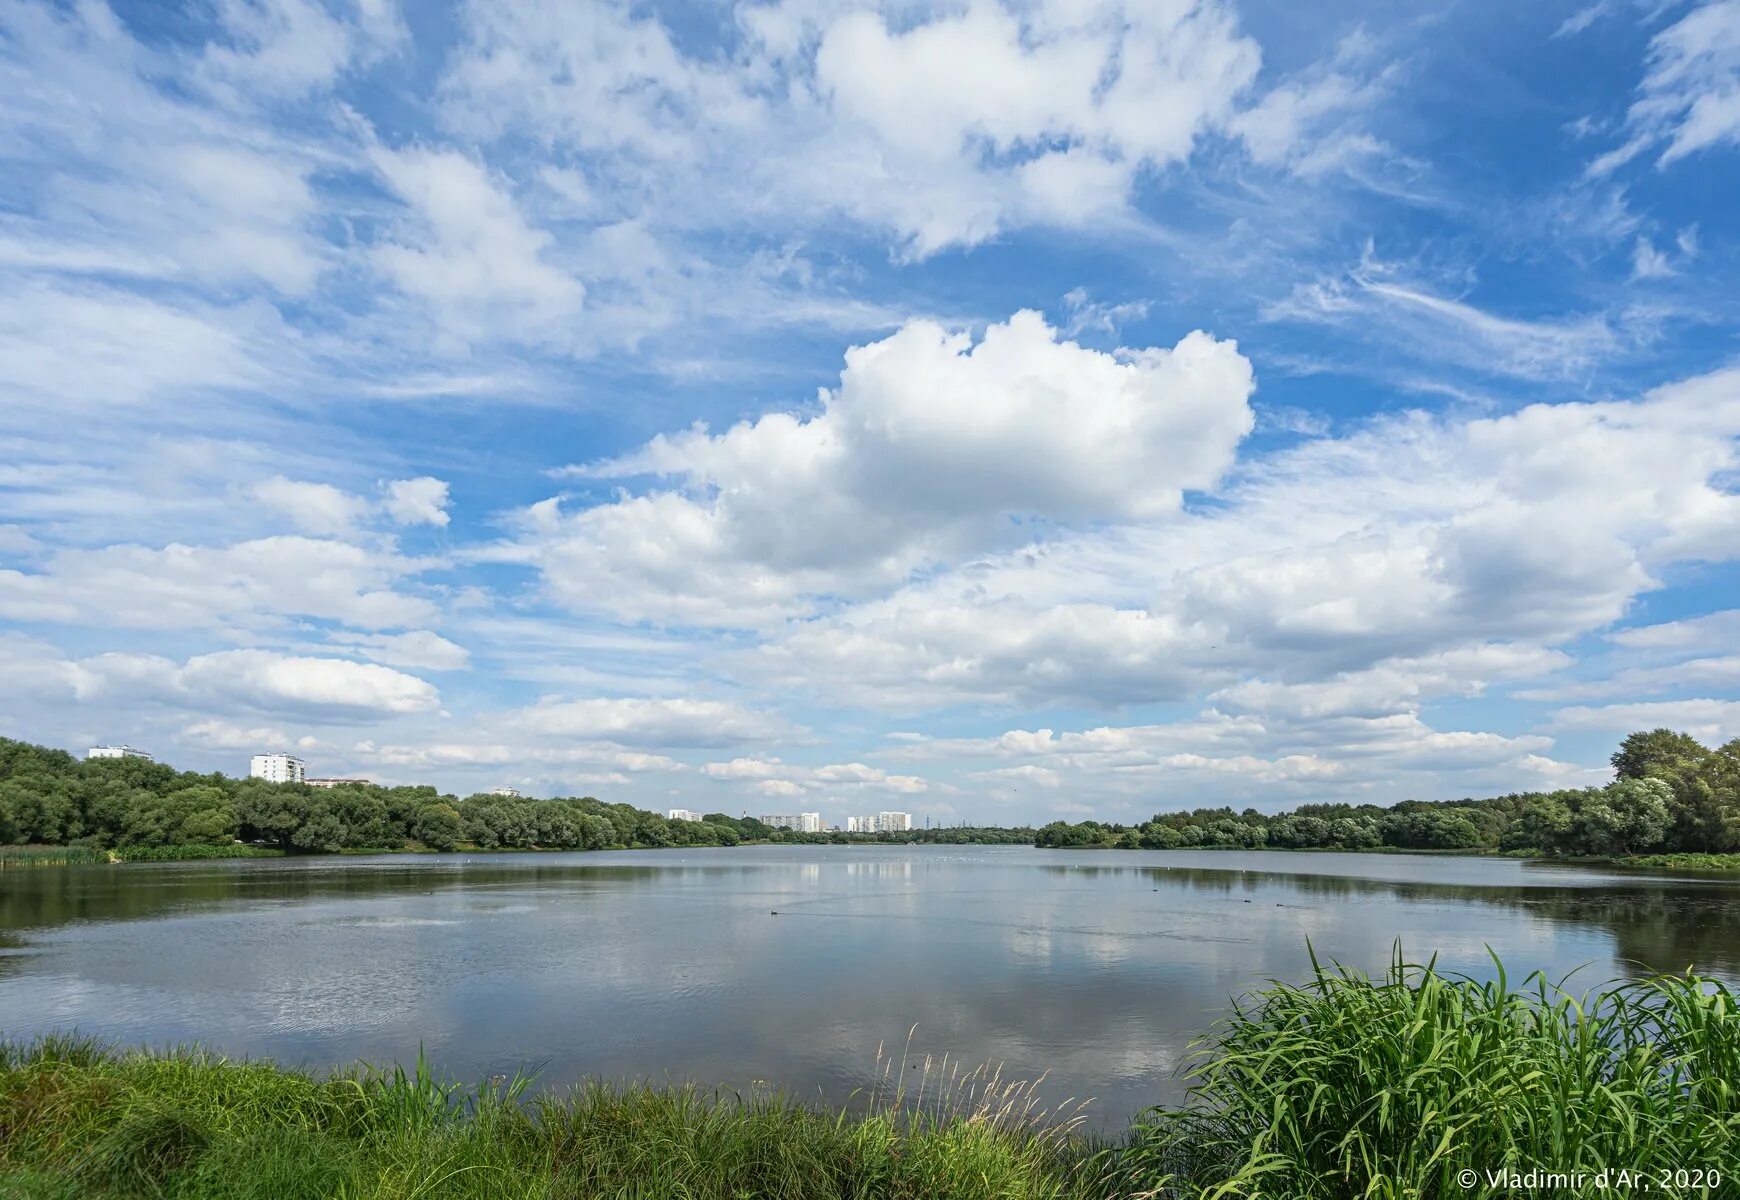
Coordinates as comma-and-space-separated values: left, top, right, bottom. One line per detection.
2, 953, 1733, 1199
3, 726, 1737, 864
1036, 727, 1740, 863
0, 737, 1026, 858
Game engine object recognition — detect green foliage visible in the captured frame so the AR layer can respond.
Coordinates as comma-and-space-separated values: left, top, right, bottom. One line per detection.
0, 845, 110, 867
1037, 729, 1740, 861
1104, 951, 1739, 1199
0, 1038, 1095, 1200
113, 844, 283, 862
0, 737, 742, 859
1612, 727, 1710, 781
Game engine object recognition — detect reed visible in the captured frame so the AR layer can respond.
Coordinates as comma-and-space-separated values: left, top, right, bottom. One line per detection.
1103, 947, 1738, 1198
0, 845, 110, 867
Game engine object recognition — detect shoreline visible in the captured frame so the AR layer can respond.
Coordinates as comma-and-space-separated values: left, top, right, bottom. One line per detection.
7, 840, 1740, 875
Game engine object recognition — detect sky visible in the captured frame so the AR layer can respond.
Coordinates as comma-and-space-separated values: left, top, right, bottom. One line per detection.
0, 0, 1737, 825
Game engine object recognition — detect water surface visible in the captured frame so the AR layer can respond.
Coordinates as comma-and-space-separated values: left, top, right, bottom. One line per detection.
4, 845, 1737, 1127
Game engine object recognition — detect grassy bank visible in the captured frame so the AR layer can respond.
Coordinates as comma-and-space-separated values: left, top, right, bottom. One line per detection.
3, 955, 1735, 1198
1612, 852, 1740, 872
0, 845, 284, 868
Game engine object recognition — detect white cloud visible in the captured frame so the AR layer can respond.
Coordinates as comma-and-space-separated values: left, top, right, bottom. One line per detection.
896, 707, 1591, 812
749, 366, 1740, 710
371, 147, 585, 350
72, 648, 441, 721
703, 756, 788, 780
1212, 645, 1573, 720
1522, 655, 1740, 702
1551, 699, 1740, 744
520, 310, 1254, 625
254, 476, 371, 536
199, 0, 405, 98
1268, 250, 1629, 380
0, 284, 271, 421
700, 755, 930, 796
1229, 34, 1394, 177
1610, 609, 1740, 650
181, 717, 294, 751
0, 3, 343, 298
436, 0, 1393, 258
0, 536, 439, 632
382, 477, 453, 527
327, 630, 471, 672
506, 697, 789, 747
1591, 1, 1740, 175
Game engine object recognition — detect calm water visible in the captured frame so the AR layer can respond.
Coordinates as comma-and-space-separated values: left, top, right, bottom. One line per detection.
4, 845, 1739, 1127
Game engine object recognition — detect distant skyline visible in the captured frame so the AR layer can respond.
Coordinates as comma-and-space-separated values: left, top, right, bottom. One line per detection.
1, 0, 1737, 825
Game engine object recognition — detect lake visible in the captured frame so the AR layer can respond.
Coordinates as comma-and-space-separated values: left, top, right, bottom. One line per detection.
4, 845, 1738, 1128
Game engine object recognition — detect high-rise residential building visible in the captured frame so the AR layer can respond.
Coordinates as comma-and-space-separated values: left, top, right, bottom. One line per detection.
249, 753, 306, 784
848, 813, 909, 833
668, 808, 704, 822
86, 745, 152, 761
758, 813, 823, 832
489, 786, 521, 798
307, 778, 371, 789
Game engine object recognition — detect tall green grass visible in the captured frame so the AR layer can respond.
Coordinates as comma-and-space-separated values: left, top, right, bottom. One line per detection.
1106, 948, 1738, 1198
3, 951, 1735, 1198
0, 845, 110, 867
0, 1037, 1099, 1199
111, 845, 283, 863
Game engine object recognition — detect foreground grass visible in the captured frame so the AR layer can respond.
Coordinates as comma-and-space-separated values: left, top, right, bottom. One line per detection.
0, 1039, 1101, 1200
3, 954, 1736, 1199
1112, 952, 1739, 1199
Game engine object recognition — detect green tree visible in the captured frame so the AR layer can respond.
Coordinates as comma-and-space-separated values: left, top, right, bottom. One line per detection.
411, 803, 464, 851
1611, 728, 1709, 781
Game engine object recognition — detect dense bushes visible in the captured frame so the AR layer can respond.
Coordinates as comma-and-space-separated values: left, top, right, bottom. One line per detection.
1036, 728, 1740, 861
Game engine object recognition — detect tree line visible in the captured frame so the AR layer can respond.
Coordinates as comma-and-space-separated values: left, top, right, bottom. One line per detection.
10, 728, 1731, 860
0, 739, 716, 854
1033, 728, 1740, 859
0, 739, 1024, 854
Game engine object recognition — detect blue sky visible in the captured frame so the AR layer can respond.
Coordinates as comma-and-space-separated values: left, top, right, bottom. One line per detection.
1, 0, 1737, 824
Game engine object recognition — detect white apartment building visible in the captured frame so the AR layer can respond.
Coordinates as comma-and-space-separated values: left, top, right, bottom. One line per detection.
758, 813, 823, 833
852, 812, 913, 833
249, 753, 306, 784
668, 808, 705, 822
307, 778, 371, 789
489, 786, 522, 798
86, 745, 152, 761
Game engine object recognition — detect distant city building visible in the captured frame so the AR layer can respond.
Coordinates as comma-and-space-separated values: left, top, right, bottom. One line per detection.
249, 753, 306, 784
758, 813, 822, 833
668, 808, 704, 822
489, 786, 521, 798
307, 778, 371, 789
851, 812, 913, 833
86, 745, 152, 762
